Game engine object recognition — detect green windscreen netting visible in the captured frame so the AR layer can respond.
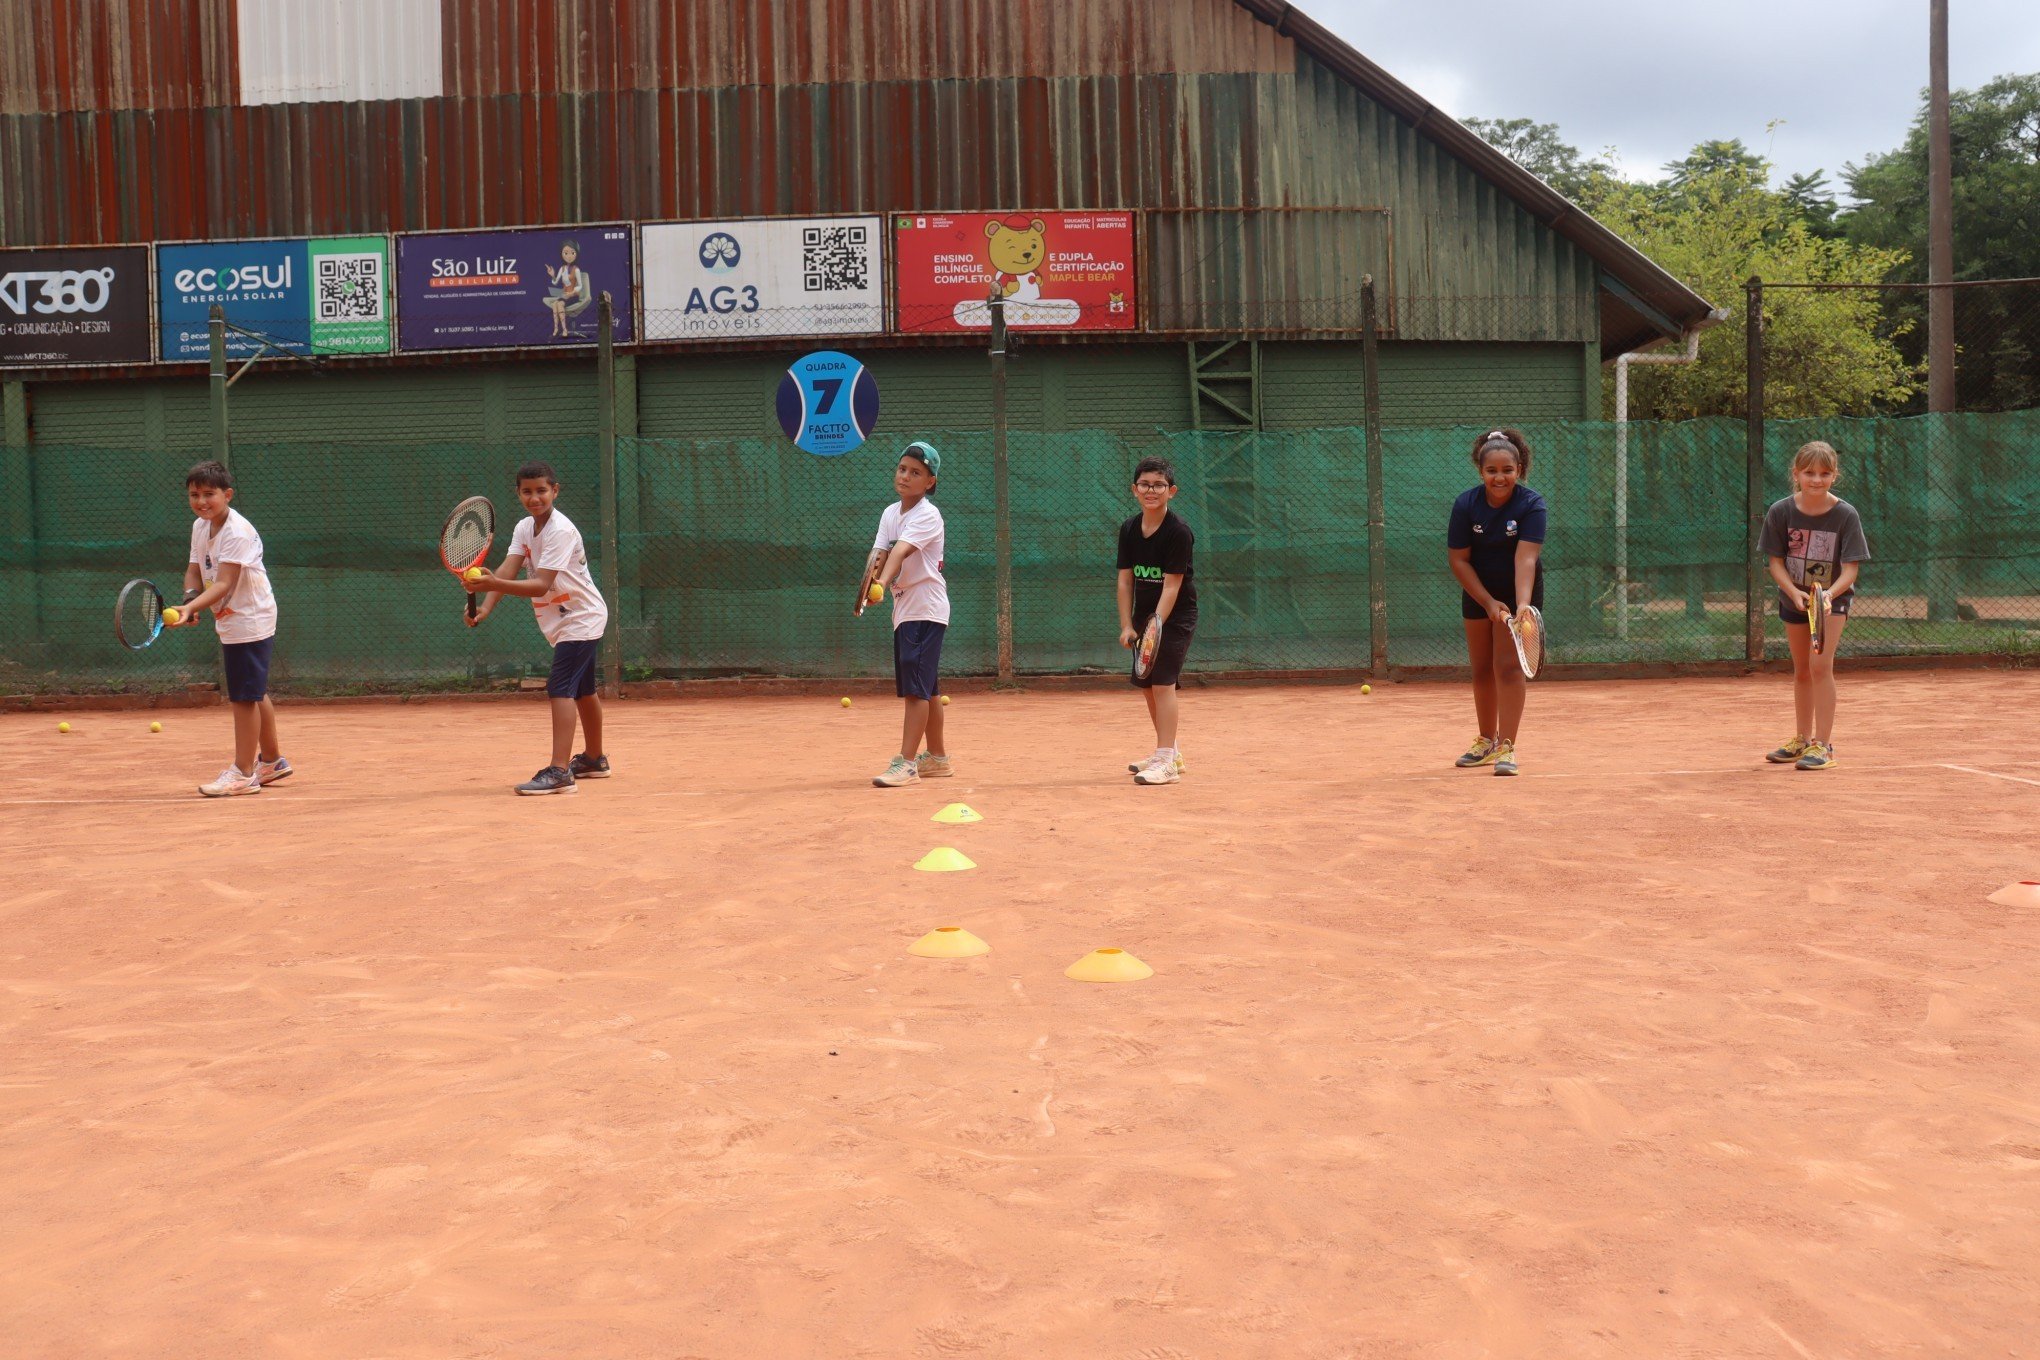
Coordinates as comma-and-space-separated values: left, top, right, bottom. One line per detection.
3, 410, 2037, 693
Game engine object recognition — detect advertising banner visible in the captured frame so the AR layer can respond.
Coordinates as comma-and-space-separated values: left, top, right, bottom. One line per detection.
0, 245, 154, 368
395, 225, 634, 353
157, 236, 392, 361
892, 212, 1137, 334
775, 350, 881, 456
641, 217, 886, 341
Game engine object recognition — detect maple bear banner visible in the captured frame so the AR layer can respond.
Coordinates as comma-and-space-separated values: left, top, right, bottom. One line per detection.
892, 212, 1137, 334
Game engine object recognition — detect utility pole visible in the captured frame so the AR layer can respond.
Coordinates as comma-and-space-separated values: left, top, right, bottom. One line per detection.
1926, 0, 1958, 620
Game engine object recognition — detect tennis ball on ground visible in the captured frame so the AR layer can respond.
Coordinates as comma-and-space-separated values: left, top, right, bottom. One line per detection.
840, 697, 852, 708
57, 721, 71, 733
150, 721, 162, 733
1361, 684, 1371, 695
868, 583, 884, 603
161, 607, 181, 626
464, 567, 485, 582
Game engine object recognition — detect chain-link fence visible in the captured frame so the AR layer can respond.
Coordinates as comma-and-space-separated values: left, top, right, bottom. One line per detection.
4, 283, 2038, 695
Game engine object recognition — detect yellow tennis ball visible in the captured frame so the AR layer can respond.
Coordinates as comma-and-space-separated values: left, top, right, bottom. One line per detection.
57, 721, 71, 733
868, 583, 884, 603
161, 607, 180, 626
464, 567, 485, 581
150, 721, 162, 733
939, 694, 950, 705
840, 696, 852, 708
1361, 684, 1371, 695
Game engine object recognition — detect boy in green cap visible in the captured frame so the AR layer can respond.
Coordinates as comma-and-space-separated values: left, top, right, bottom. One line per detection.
865, 441, 951, 786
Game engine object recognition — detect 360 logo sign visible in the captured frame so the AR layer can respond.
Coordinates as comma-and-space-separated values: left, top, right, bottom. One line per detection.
0, 246, 152, 367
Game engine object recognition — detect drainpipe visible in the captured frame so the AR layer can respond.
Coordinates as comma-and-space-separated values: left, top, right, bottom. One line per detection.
1613, 309, 1730, 639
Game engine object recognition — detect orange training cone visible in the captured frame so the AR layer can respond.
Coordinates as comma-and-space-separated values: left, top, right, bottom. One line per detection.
1065, 947, 1153, 983
908, 927, 991, 958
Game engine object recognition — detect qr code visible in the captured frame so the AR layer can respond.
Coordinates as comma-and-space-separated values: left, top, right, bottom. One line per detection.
315, 253, 384, 321
802, 225, 869, 292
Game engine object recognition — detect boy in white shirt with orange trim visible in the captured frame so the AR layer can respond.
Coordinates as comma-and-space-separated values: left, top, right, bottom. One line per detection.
170, 460, 293, 797
868, 441, 951, 787
463, 461, 611, 795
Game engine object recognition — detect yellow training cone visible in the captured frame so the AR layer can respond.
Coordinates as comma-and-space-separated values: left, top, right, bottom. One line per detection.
908, 926, 991, 958
914, 846, 976, 873
1065, 947, 1153, 983
931, 803, 983, 825
1988, 880, 2040, 909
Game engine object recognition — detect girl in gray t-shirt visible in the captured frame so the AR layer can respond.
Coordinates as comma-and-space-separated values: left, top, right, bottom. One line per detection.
1758, 440, 1871, 771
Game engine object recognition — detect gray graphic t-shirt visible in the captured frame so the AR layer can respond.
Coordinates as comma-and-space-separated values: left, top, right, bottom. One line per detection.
1760, 496, 1871, 602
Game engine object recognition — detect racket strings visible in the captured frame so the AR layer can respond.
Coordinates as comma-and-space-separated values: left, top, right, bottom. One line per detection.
442, 510, 490, 567
117, 580, 162, 647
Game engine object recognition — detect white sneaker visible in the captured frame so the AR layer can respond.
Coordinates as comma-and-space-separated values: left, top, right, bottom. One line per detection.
1127, 750, 1187, 774
199, 765, 262, 798
254, 756, 294, 786
873, 755, 920, 787
916, 753, 954, 778
1134, 754, 1181, 785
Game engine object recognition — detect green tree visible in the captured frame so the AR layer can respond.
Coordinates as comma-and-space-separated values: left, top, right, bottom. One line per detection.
1592, 160, 1918, 419
1842, 73, 2040, 410
1463, 116, 1618, 202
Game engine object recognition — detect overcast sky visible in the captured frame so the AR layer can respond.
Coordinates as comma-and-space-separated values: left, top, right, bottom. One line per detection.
1303, 0, 2040, 195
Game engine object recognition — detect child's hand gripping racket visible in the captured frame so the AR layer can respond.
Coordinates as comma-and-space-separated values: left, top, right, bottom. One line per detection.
440, 496, 496, 623
1807, 582, 1829, 654
1131, 614, 1164, 681
116, 580, 202, 650
1507, 604, 1546, 679
854, 548, 886, 617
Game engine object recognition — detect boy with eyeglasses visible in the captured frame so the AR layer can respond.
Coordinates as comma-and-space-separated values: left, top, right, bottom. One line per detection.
1115, 457, 1198, 784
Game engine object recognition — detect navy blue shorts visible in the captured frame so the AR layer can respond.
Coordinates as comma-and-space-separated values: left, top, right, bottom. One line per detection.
1780, 592, 1853, 625
893, 621, 946, 700
548, 638, 601, 699
1131, 609, 1197, 689
1461, 567, 1545, 621
221, 637, 273, 704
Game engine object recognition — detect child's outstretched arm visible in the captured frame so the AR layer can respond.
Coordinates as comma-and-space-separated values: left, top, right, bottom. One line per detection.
1513, 542, 1542, 614
1154, 574, 1185, 627
463, 551, 526, 626
465, 554, 552, 601
1767, 555, 1808, 611
873, 539, 917, 593
1116, 568, 1136, 647
1831, 561, 1861, 596
175, 561, 241, 624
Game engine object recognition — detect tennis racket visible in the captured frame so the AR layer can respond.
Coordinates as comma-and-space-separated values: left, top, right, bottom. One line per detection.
115, 578, 168, 650
1132, 614, 1163, 681
853, 547, 885, 617
1807, 582, 1829, 654
439, 496, 496, 622
1507, 604, 1545, 679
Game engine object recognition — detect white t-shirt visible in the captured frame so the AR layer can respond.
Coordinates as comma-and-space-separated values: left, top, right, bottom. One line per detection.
873, 498, 949, 627
509, 509, 609, 645
188, 508, 277, 644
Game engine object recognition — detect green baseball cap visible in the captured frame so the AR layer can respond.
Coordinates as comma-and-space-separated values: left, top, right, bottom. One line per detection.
902, 440, 941, 477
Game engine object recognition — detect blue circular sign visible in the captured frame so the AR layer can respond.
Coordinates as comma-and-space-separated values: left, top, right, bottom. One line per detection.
699, 232, 740, 272
776, 350, 880, 457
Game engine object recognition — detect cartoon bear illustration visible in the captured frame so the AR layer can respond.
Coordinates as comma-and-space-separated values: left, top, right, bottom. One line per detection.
986, 215, 1047, 302
950, 213, 1081, 329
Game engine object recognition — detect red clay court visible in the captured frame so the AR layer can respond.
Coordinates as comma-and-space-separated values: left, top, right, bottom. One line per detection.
3, 670, 2037, 1357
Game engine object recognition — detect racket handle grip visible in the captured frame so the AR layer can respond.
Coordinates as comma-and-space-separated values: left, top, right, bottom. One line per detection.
466, 591, 478, 621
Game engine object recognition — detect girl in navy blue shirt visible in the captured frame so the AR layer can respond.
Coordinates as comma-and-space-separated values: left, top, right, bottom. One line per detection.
1446, 428, 1547, 776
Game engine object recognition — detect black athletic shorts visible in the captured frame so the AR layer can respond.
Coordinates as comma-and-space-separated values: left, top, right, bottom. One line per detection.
1131, 608, 1196, 689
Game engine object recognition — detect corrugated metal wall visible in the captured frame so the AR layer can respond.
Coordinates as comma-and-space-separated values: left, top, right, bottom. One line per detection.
0, 0, 1595, 342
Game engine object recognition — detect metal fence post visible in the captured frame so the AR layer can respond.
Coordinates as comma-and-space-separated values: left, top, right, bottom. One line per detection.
597, 292, 622, 698
208, 306, 231, 473
1744, 276, 1765, 663
1359, 276, 1388, 675
989, 286, 1014, 684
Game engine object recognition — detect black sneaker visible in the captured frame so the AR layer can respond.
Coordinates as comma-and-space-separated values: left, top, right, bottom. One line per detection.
569, 752, 611, 779
515, 765, 577, 796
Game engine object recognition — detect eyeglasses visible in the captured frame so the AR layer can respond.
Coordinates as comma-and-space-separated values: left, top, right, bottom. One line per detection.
1133, 482, 1173, 492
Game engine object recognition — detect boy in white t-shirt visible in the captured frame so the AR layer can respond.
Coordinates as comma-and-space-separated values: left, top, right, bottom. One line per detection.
463, 461, 611, 795
865, 440, 951, 787
169, 460, 292, 798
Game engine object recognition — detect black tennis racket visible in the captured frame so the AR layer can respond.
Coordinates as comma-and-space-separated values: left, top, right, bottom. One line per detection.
440, 496, 496, 622
1508, 604, 1546, 679
1132, 614, 1163, 681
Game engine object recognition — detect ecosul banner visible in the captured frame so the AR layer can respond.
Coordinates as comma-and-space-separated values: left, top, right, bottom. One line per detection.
640, 217, 885, 340
0, 246, 154, 367
395, 225, 635, 353
157, 236, 392, 361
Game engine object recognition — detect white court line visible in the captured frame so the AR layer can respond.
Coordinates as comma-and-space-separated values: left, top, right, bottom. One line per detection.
1941, 763, 2040, 789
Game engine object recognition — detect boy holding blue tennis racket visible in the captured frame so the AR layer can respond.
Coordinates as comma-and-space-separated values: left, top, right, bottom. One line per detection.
169, 460, 292, 797
463, 461, 611, 795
